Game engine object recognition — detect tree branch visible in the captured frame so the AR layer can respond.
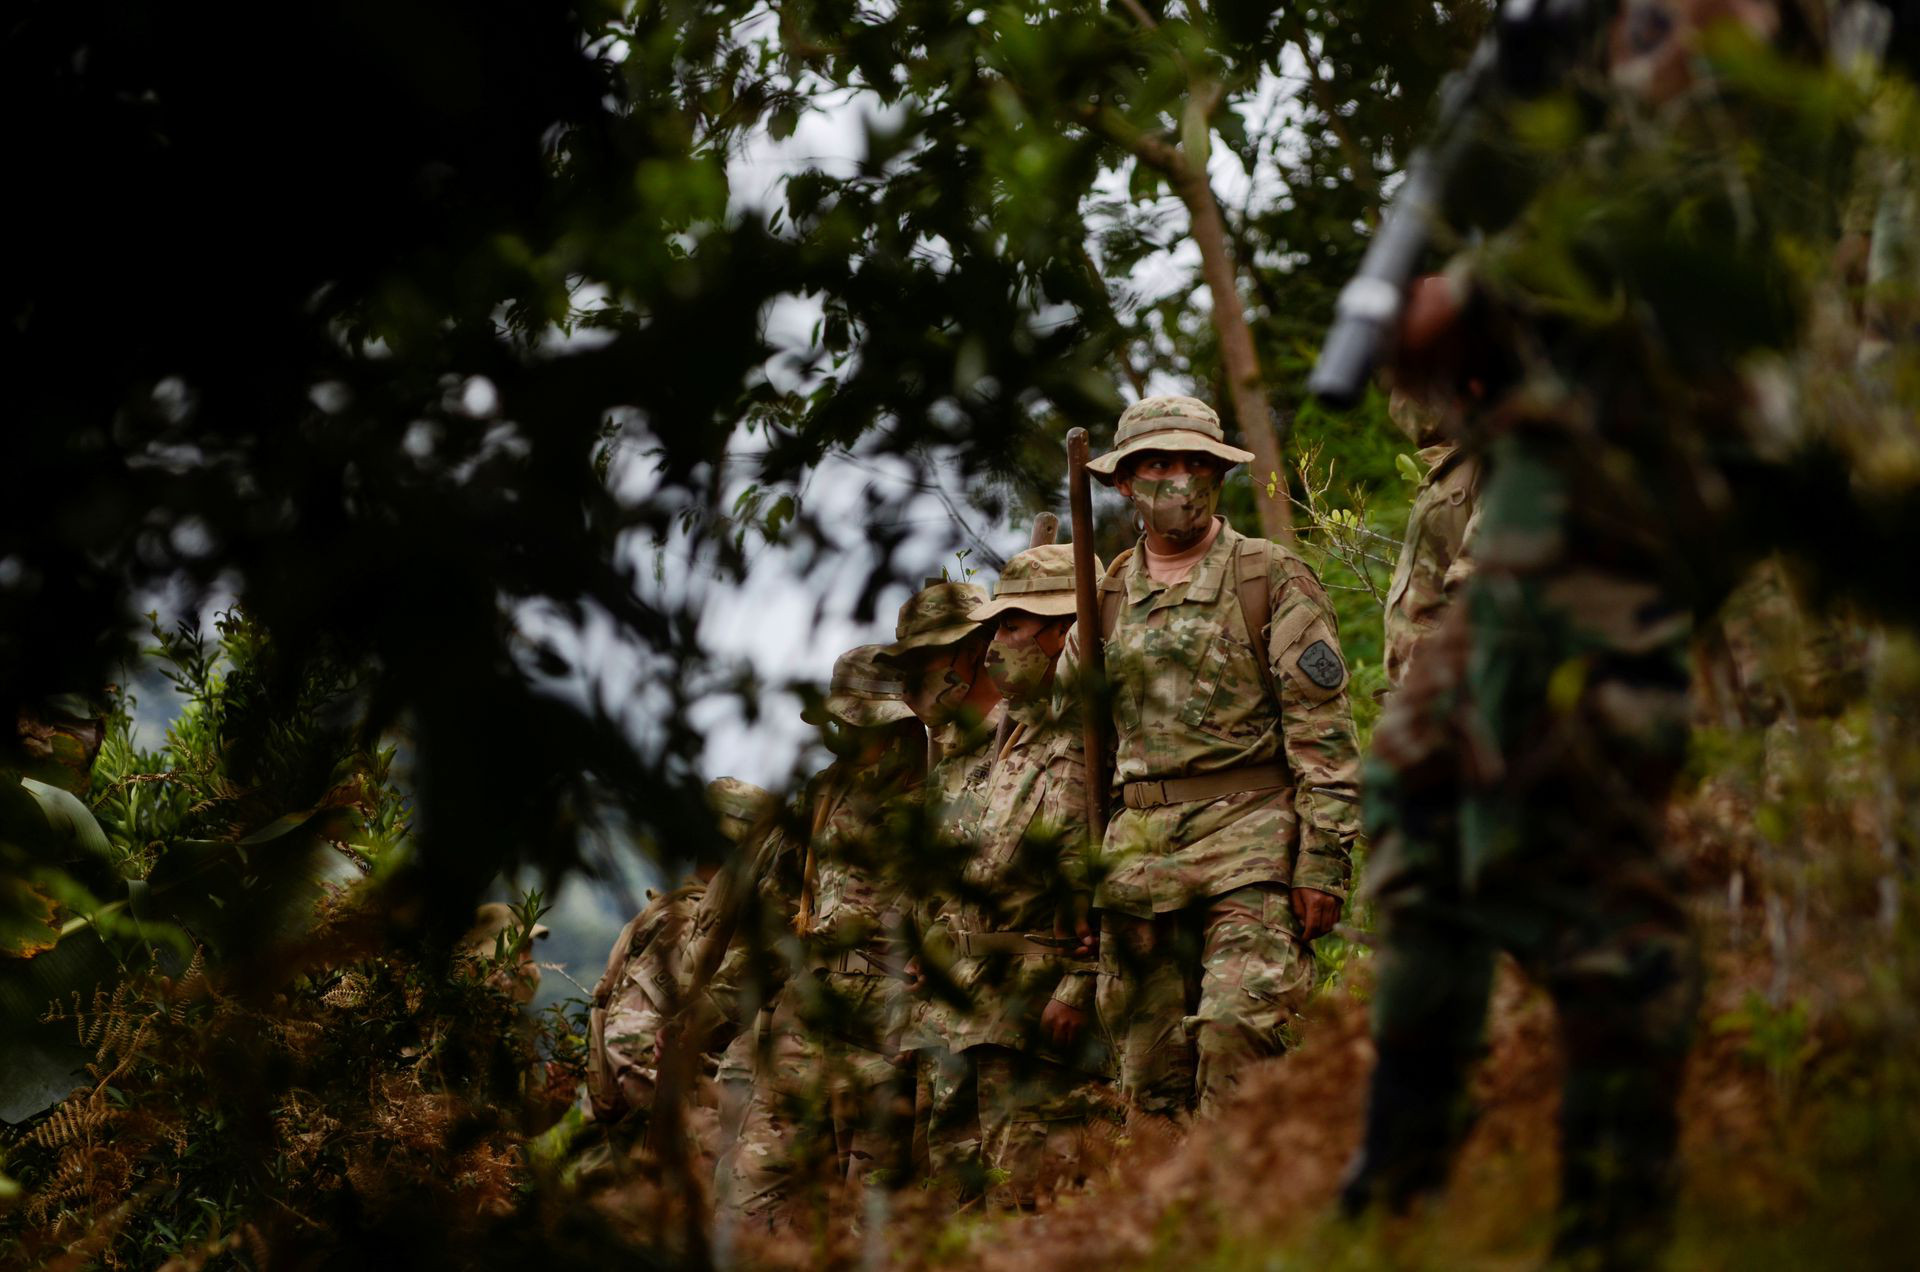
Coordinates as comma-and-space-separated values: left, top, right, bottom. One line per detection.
1078, 99, 1294, 541
1284, 15, 1380, 211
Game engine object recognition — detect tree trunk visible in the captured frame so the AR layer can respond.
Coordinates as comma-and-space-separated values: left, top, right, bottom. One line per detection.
1174, 164, 1294, 543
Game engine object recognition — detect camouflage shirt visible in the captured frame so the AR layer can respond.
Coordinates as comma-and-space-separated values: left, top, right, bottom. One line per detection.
802, 758, 920, 957
1382, 444, 1480, 689
925, 699, 1099, 1063
785, 759, 921, 1055
1068, 522, 1363, 916
903, 702, 1005, 1050
928, 704, 1004, 838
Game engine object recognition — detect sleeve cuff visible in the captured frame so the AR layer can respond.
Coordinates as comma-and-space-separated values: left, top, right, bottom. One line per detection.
1291, 845, 1352, 899
1050, 970, 1095, 1011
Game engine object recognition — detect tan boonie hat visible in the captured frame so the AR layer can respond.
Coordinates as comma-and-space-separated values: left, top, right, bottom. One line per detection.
880, 579, 990, 661
1085, 394, 1256, 484
970, 543, 1103, 622
808, 643, 916, 728
706, 776, 772, 842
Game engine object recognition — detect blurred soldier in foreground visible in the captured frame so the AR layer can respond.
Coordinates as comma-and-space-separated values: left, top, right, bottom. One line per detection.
1337, 2, 1904, 1262
916, 545, 1111, 1207
585, 777, 772, 1153
712, 645, 924, 1232
1380, 385, 1480, 693
1070, 395, 1364, 1118
873, 579, 1004, 1189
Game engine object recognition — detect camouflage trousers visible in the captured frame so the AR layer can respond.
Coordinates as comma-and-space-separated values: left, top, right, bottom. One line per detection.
1096, 883, 1314, 1118
1358, 426, 1702, 1260
916, 1043, 983, 1194
710, 974, 913, 1234
920, 1043, 1108, 1206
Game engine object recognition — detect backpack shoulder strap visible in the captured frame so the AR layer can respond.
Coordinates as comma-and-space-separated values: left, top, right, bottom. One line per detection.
1098, 547, 1135, 638
1233, 537, 1281, 706
592, 911, 648, 1009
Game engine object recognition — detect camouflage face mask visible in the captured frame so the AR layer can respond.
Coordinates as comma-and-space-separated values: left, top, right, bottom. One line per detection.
1130, 469, 1220, 549
985, 630, 1055, 703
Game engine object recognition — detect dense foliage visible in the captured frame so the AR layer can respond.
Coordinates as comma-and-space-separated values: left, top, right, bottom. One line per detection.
4, 0, 1466, 1044
10, 1, 1919, 1269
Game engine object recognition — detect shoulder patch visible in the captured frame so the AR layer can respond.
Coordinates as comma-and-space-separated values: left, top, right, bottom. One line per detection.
1296, 640, 1346, 690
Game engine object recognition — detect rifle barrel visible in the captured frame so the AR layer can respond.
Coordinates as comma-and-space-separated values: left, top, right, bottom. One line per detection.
1304, 21, 1507, 408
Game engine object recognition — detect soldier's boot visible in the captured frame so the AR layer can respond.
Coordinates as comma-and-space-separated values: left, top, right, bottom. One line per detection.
1337, 1038, 1474, 1217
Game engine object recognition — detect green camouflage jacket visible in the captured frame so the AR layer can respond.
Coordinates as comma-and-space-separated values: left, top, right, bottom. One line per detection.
1383, 444, 1480, 689
922, 699, 1101, 1066
1071, 522, 1363, 916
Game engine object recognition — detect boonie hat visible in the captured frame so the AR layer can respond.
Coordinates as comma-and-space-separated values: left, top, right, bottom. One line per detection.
807, 643, 916, 728
706, 776, 773, 843
970, 543, 1102, 622
880, 580, 989, 662
1084, 394, 1256, 484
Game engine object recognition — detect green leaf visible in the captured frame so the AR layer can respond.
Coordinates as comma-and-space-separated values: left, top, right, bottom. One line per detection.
18, 778, 112, 858
1395, 452, 1424, 484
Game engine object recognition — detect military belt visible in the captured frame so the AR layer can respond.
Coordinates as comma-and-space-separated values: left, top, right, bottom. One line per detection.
951, 929, 1081, 959
1121, 763, 1290, 811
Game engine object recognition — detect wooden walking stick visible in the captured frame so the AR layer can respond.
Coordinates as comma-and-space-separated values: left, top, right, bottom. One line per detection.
1066, 428, 1108, 840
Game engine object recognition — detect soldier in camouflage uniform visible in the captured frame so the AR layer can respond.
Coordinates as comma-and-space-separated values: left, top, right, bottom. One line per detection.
880, 578, 1003, 791
875, 580, 1006, 1190
586, 777, 772, 1143
711, 645, 924, 1233
1339, 3, 1884, 1260
1069, 395, 1365, 1118
914, 544, 1111, 1207
693, 799, 805, 1157
1381, 389, 1480, 692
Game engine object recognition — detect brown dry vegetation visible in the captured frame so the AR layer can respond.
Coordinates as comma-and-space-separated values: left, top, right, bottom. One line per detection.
866, 767, 1920, 1272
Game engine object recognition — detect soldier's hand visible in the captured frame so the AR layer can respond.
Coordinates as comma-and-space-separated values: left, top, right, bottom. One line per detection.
1056, 914, 1097, 961
1291, 887, 1342, 942
903, 958, 926, 994
1041, 1000, 1085, 1048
